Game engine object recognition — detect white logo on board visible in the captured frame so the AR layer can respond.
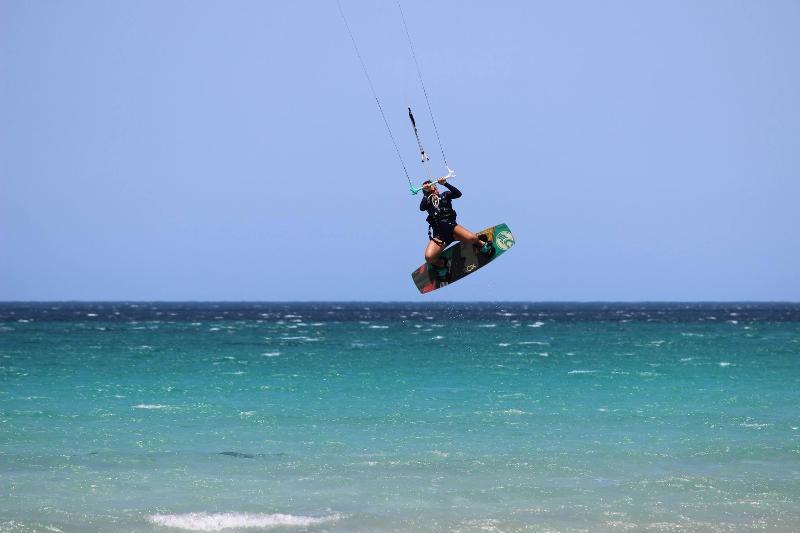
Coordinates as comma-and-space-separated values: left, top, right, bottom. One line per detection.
495, 230, 515, 251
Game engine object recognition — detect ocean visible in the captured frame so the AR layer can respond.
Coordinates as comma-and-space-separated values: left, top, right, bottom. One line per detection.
1, 302, 799, 532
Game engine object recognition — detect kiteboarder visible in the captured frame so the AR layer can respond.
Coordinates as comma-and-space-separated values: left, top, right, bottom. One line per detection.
420, 176, 493, 279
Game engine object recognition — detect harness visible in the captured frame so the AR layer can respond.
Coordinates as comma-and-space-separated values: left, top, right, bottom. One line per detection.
425, 193, 457, 242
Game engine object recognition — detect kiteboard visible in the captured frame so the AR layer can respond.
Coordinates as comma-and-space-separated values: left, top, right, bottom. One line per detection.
411, 223, 515, 294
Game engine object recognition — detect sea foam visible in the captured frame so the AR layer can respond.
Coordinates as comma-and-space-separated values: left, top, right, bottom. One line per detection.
146, 512, 342, 531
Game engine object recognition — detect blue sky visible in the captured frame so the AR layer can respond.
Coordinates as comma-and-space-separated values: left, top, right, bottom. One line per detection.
2, 0, 798, 301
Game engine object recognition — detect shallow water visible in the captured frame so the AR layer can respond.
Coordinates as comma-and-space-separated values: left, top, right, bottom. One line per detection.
1, 303, 799, 531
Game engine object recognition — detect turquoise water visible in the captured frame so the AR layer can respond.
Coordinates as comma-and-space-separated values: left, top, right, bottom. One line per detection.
1, 303, 799, 531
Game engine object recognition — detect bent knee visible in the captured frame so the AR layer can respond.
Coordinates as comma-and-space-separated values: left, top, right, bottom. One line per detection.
424, 246, 443, 263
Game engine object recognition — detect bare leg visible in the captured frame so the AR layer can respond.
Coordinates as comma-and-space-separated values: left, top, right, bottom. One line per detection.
424, 239, 446, 266
452, 225, 485, 246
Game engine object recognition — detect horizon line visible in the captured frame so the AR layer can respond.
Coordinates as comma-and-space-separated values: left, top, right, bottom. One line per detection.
1, 300, 799, 305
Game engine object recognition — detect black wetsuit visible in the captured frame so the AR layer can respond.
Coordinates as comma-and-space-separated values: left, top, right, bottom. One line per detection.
419, 182, 461, 245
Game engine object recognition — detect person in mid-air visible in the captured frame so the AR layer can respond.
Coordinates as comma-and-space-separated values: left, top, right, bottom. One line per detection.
420, 176, 493, 280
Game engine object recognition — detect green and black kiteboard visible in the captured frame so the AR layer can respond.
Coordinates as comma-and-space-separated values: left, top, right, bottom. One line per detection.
411, 223, 515, 294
